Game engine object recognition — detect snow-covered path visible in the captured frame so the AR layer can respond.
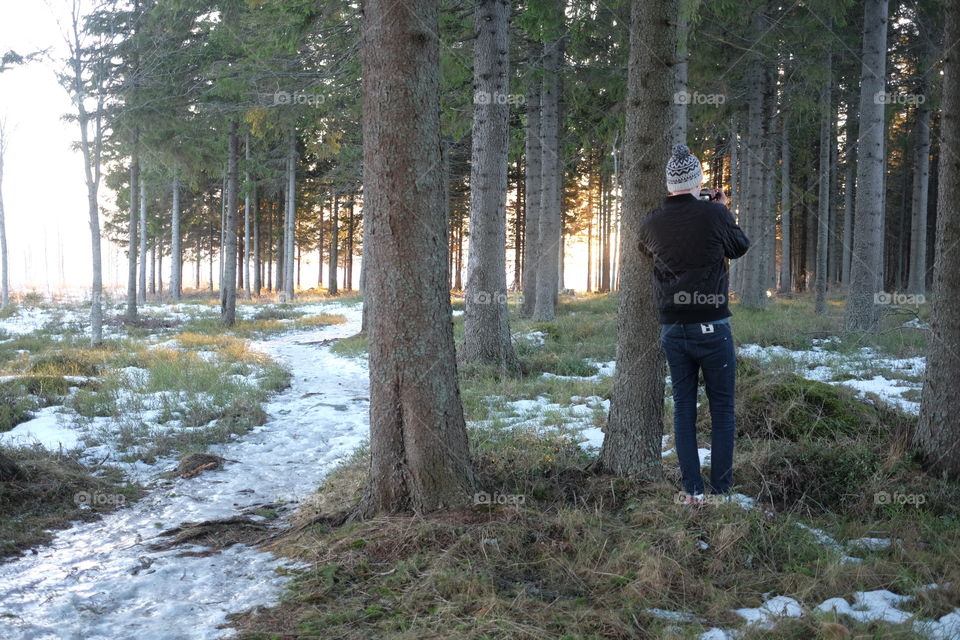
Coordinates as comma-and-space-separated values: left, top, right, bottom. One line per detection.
0, 304, 369, 640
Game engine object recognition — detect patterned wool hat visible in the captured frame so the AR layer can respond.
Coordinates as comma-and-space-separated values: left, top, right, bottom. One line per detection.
665, 143, 703, 193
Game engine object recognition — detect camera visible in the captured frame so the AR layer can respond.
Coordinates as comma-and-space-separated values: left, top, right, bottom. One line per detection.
699, 188, 715, 201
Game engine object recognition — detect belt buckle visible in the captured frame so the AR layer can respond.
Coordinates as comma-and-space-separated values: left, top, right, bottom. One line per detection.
700, 323, 714, 334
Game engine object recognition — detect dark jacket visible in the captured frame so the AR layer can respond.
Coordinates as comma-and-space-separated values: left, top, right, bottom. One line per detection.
639, 193, 750, 324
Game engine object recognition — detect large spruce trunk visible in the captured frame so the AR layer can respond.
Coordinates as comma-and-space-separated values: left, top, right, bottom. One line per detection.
355, 0, 475, 516
738, 8, 768, 309
520, 54, 542, 317
533, 2, 563, 322
914, 2, 960, 479
844, 0, 888, 331
463, 0, 519, 373
596, 0, 672, 477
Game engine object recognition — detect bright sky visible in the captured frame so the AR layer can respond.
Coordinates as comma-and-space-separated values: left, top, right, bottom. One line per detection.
0, 0, 596, 295
1, 0, 125, 294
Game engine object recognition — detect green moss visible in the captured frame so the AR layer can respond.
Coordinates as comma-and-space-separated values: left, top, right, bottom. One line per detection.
735, 363, 900, 441
0, 380, 35, 432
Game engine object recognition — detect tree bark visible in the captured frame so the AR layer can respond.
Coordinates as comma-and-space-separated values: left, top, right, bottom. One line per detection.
841, 97, 857, 287
596, 0, 671, 477
126, 139, 139, 321
907, 103, 931, 295
463, 0, 519, 373
252, 191, 260, 296
738, 9, 768, 309
915, 0, 960, 479
243, 135, 252, 300
329, 189, 339, 295
815, 52, 832, 315
221, 120, 239, 326
671, 0, 690, 147
170, 170, 181, 300
762, 75, 778, 292
68, 2, 104, 345
779, 113, 791, 293
356, 0, 475, 516
138, 177, 148, 303
284, 129, 296, 302
533, 3, 563, 322
844, 0, 888, 332
521, 42, 542, 317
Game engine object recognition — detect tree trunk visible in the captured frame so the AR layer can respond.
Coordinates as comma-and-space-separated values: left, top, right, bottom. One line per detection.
596, 0, 670, 477
815, 52, 832, 315
138, 178, 147, 303
171, 170, 181, 300
762, 77, 778, 292
244, 135, 252, 300
266, 200, 273, 292
841, 98, 857, 287
521, 42, 542, 317
512, 160, 523, 289
671, 0, 690, 147
356, 0, 475, 516
329, 190, 339, 295
779, 113, 791, 293
149, 242, 156, 295
738, 9, 768, 309
126, 141, 139, 321
221, 120, 239, 326
907, 102, 931, 295
914, 0, 960, 479
252, 192, 261, 296
586, 168, 594, 292
284, 130, 296, 302
533, 3, 562, 322
845, 0, 888, 332
463, 0, 519, 373
346, 195, 355, 291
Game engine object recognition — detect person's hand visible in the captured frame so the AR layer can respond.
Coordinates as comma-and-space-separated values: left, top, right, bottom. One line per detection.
713, 189, 728, 207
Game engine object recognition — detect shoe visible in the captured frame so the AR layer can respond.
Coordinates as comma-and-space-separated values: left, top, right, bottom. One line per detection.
682, 493, 704, 507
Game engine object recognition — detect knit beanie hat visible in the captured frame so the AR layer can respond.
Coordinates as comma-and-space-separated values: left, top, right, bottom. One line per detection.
665, 143, 703, 193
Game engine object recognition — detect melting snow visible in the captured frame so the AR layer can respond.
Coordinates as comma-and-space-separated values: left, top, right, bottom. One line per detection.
737, 343, 924, 414
0, 303, 368, 640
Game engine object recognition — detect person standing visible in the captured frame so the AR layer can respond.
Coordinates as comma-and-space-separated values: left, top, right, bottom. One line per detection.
639, 144, 750, 505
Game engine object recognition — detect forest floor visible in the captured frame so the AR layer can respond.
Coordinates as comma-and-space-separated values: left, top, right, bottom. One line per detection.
1, 291, 958, 639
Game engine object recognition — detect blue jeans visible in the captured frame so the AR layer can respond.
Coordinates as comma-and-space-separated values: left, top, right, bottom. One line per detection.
660, 319, 736, 495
